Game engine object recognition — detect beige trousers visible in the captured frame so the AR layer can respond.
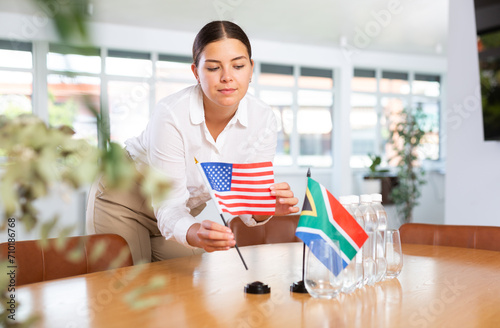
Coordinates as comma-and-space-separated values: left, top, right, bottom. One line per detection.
85, 176, 204, 264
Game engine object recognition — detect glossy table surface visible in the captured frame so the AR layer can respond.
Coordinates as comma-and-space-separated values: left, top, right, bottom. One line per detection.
17, 243, 500, 328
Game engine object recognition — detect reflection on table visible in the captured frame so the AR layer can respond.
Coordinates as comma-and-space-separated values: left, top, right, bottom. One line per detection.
17, 242, 500, 327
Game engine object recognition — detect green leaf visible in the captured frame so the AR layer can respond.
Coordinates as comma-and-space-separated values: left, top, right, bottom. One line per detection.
39, 217, 59, 248
67, 246, 85, 263
0, 177, 18, 216
89, 239, 108, 264
0, 260, 12, 290
123, 275, 169, 310
108, 246, 132, 270
54, 225, 76, 251
140, 167, 171, 205
101, 143, 136, 191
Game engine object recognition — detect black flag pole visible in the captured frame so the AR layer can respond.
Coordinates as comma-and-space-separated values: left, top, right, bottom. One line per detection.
290, 168, 310, 293
219, 213, 248, 270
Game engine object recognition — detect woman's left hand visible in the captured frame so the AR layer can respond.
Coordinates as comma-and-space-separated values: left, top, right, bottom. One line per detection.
270, 182, 300, 216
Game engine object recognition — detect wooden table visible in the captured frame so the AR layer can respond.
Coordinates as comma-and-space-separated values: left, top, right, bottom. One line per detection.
16, 243, 500, 328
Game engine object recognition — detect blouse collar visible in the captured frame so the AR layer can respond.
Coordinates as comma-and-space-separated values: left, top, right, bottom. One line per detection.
190, 84, 248, 127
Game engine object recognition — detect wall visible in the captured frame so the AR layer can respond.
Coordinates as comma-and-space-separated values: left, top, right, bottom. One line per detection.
444, 0, 500, 226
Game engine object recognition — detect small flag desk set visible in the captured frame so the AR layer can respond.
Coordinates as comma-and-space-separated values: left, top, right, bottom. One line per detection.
291, 169, 368, 294
196, 159, 275, 294
196, 160, 367, 296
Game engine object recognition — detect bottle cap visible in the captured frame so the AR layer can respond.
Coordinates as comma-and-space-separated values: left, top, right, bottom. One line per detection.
350, 195, 360, 205
360, 194, 372, 203
339, 196, 351, 205
370, 193, 382, 202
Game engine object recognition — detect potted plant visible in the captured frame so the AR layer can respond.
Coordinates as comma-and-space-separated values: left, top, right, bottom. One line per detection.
362, 153, 395, 199
388, 106, 427, 223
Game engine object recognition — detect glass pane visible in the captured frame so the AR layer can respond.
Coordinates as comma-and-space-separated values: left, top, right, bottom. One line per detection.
156, 60, 194, 81
381, 97, 407, 165
108, 81, 150, 146
350, 93, 377, 168
260, 90, 293, 166
47, 52, 101, 74
297, 90, 332, 107
298, 76, 332, 89
0, 49, 32, 69
298, 67, 333, 89
352, 69, 376, 92
0, 71, 32, 116
259, 73, 295, 87
413, 99, 440, 161
259, 64, 294, 87
47, 74, 100, 145
380, 71, 409, 94
260, 90, 293, 107
106, 57, 152, 78
298, 90, 333, 167
352, 76, 377, 92
156, 82, 192, 102
412, 80, 440, 97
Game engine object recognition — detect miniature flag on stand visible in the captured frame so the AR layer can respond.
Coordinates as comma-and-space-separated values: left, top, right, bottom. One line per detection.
295, 177, 368, 276
199, 161, 276, 216
195, 159, 277, 271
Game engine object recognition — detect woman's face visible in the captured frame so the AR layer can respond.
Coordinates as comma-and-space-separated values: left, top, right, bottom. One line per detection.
192, 38, 253, 112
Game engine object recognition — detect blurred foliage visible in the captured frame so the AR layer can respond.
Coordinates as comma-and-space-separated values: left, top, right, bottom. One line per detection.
479, 30, 500, 50
124, 275, 170, 310
0, 114, 99, 226
389, 107, 427, 223
0, 0, 172, 326
366, 154, 389, 176
0, 114, 171, 227
48, 92, 78, 128
0, 96, 32, 119
368, 154, 381, 173
34, 0, 92, 46
479, 55, 500, 140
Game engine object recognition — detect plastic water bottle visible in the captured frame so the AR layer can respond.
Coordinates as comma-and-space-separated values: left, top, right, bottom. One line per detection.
371, 193, 388, 282
349, 195, 365, 289
359, 194, 377, 286
339, 196, 357, 294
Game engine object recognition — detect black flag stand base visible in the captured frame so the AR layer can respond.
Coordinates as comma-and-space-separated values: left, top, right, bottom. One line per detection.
245, 281, 271, 294
218, 214, 270, 294
290, 280, 308, 293
292, 167, 311, 295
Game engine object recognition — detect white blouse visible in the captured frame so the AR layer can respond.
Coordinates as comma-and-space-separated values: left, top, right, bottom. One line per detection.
125, 85, 277, 247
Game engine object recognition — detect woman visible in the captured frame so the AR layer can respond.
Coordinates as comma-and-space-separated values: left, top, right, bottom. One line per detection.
86, 21, 299, 264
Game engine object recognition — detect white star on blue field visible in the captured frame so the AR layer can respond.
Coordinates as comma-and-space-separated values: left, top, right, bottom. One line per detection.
202, 163, 233, 192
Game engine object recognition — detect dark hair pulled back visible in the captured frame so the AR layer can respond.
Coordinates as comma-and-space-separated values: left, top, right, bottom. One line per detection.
192, 21, 252, 67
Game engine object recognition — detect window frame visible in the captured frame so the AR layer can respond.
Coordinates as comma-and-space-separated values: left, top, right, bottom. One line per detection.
1, 38, 351, 174
351, 67, 444, 171
254, 62, 336, 170
0, 40, 35, 118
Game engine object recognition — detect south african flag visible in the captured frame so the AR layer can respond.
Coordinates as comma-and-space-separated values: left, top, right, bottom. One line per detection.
295, 177, 368, 276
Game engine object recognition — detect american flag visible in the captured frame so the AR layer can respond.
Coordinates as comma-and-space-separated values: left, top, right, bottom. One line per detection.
199, 161, 276, 215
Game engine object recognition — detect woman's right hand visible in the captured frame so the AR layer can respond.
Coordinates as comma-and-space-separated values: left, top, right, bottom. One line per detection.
187, 220, 236, 252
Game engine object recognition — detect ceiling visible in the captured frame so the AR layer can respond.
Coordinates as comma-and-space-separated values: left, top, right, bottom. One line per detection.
0, 0, 450, 56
